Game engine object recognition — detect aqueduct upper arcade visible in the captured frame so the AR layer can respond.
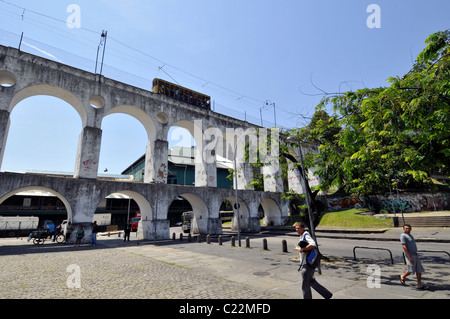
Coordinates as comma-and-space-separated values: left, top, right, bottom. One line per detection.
0, 44, 306, 240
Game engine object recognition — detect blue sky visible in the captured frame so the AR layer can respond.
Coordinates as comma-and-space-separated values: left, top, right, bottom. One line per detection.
0, 0, 449, 175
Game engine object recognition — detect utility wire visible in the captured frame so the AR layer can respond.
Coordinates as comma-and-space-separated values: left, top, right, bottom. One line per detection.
0, 0, 309, 128
0, 0, 98, 35
0, 0, 267, 109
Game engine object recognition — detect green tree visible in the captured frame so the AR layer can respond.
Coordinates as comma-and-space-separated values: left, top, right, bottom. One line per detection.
301, 30, 450, 196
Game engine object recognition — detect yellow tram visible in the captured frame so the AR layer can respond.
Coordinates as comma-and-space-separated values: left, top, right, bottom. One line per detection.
152, 78, 211, 110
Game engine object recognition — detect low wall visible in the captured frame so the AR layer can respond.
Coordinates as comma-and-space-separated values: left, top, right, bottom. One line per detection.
324, 192, 450, 214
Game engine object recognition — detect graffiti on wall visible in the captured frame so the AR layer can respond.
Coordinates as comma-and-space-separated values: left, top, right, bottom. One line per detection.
381, 199, 412, 213
326, 192, 450, 213
418, 194, 450, 211
156, 163, 167, 183
328, 196, 362, 210
82, 159, 97, 173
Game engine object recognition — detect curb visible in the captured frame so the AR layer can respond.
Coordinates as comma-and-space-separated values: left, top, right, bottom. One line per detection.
261, 226, 450, 243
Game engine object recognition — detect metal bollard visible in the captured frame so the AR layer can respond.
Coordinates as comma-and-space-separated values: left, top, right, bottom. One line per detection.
263, 238, 268, 251
206, 234, 211, 244
197, 235, 201, 243
180, 233, 183, 241
282, 240, 288, 253
218, 235, 223, 246
188, 233, 192, 242
246, 237, 250, 248
231, 236, 236, 247
172, 233, 176, 240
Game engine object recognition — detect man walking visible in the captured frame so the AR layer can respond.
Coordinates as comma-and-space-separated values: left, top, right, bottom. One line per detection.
400, 224, 428, 290
295, 222, 332, 299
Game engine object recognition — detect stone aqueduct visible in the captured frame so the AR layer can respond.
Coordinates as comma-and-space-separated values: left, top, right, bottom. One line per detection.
0, 44, 304, 240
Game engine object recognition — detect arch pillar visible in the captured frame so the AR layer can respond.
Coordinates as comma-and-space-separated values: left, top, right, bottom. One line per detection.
287, 160, 305, 194
262, 163, 284, 193
0, 86, 16, 171
204, 195, 222, 235
227, 127, 256, 191
260, 129, 283, 193
227, 196, 260, 233
138, 220, 171, 241
144, 139, 168, 184
0, 110, 10, 170
245, 196, 262, 232
194, 139, 218, 188
137, 189, 170, 240
194, 121, 218, 188
74, 126, 102, 179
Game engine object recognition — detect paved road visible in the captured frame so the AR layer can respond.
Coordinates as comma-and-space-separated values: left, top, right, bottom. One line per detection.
0, 237, 282, 300
0, 227, 449, 302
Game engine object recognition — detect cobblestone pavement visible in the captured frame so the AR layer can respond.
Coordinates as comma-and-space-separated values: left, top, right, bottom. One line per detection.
1, 229, 449, 301
0, 237, 285, 299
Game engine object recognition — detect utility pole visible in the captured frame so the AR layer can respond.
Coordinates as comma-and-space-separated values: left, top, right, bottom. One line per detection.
95, 30, 108, 78
287, 136, 321, 274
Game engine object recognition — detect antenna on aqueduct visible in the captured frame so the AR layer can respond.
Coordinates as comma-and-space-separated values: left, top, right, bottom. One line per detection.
95, 30, 108, 79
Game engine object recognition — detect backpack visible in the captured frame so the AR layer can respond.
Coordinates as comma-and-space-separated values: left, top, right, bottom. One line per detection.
299, 233, 322, 268
306, 247, 322, 268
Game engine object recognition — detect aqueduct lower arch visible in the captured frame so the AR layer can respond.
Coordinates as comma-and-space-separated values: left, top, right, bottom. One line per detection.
0, 186, 73, 222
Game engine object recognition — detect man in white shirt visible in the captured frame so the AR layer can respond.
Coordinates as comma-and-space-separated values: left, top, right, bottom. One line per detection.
295, 222, 332, 299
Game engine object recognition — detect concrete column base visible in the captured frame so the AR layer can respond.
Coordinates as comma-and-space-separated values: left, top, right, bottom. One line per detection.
137, 219, 170, 240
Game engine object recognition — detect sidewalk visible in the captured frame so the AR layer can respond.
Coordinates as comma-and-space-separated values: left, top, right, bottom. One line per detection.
317, 226, 450, 243
265, 225, 450, 243
113, 226, 450, 299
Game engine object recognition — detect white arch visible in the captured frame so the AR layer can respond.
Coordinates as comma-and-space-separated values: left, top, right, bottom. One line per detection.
171, 120, 197, 137
260, 197, 282, 226
110, 190, 153, 221
180, 193, 208, 218
0, 186, 72, 221
105, 105, 156, 142
103, 105, 159, 183
172, 193, 209, 234
170, 120, 206, 148
225, 195, 251, 232
9, 84, 87, 127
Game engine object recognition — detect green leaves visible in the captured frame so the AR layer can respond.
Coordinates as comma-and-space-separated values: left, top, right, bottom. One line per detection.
286, 30, 450, 196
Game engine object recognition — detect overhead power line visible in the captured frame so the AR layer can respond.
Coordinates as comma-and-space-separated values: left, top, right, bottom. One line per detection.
0, 0, 314, 130
0, 0, 268, 111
